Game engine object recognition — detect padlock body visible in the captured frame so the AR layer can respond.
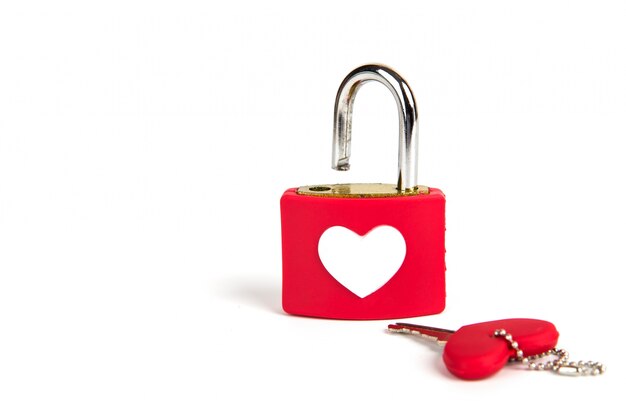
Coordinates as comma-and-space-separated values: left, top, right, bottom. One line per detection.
280, 187, 445, 319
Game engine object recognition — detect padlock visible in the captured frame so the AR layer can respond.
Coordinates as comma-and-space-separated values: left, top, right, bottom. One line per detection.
280, 64, 445, 320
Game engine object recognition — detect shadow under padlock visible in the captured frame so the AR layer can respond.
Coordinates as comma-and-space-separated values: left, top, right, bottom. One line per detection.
280, 64, 446, 320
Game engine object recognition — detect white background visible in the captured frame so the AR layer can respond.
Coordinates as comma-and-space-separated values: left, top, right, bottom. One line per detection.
1, 1, 625, 413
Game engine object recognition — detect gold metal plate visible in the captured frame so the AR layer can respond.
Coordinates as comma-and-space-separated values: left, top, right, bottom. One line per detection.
296, 183, 429, 198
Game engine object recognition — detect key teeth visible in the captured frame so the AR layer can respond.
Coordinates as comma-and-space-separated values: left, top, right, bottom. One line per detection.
387, 327, 412, 334
388, 326, 447, 346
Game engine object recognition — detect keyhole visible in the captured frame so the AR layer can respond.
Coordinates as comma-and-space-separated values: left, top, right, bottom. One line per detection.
308, 186, 331, 192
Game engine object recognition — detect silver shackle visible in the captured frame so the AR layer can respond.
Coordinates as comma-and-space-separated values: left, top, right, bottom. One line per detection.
332, 64, 419, 192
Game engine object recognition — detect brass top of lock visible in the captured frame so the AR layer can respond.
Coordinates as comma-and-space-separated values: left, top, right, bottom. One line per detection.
296, 183, 429, 198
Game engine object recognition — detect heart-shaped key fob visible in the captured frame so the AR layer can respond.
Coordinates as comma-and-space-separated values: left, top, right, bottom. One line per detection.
443, 318, 559, 380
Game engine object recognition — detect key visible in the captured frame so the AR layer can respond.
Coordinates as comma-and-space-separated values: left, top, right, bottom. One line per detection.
388, 318, 560, 380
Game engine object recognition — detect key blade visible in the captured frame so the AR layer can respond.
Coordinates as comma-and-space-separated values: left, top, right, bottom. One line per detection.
388, 322, 455, 345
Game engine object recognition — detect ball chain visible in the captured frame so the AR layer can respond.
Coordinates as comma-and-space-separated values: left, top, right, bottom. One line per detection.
493, 328, 606, 376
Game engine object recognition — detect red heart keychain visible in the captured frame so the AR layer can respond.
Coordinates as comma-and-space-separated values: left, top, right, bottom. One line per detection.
388, 318, 605, 380
442, 318, 558, 379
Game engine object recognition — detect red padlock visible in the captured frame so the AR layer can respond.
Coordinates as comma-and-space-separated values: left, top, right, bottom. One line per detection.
281, 64, 445, 320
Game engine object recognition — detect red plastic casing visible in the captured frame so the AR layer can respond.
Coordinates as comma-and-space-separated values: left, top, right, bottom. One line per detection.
280, 187, 446, 320
443, 318, 560, 380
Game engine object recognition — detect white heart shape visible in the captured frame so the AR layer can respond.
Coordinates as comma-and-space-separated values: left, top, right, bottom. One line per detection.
318, 225, 406, 298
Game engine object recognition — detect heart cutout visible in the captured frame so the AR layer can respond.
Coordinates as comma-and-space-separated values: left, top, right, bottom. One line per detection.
318, 225, 406, 298
443, 318, 560, 379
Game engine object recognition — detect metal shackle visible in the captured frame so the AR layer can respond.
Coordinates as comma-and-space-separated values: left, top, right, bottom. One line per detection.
332, 64, 419, 192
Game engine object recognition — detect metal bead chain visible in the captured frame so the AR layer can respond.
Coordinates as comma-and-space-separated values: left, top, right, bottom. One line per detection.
493, 329, 606, 376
